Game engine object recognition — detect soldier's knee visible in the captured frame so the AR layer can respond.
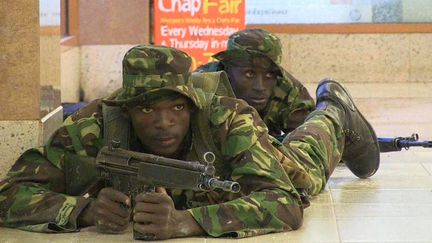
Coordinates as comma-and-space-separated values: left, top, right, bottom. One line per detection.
281, 204, 303, 231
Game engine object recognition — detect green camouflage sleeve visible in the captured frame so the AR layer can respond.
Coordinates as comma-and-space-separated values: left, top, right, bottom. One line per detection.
188, 97, 303, 238
0, 100, 103, 232
264, 70, 315, 135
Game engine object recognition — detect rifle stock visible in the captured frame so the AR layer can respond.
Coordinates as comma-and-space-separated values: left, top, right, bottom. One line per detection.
94, 142, 240, 240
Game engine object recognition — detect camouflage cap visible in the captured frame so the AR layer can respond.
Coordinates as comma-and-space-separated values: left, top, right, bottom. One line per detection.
103, 45, 206, 109
213, 29, 282, 66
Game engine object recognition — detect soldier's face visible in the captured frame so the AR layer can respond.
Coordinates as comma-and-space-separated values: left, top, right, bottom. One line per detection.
226, 59, 278, 113
127, 96, 192, 158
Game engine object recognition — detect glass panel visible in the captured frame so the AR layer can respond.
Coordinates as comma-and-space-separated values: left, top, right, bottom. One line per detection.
40, 0, 61, 26
40, 0, 61, 117
246, 0, 432, 24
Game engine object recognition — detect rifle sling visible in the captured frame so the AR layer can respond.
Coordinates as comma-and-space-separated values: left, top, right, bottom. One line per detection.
190, 71, 236, 175
102, 104, 130, 148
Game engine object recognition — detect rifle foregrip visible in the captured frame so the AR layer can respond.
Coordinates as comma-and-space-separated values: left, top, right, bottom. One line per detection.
378, 137, 401, 152
103, 173, 156, 241
132, 186, 156, 241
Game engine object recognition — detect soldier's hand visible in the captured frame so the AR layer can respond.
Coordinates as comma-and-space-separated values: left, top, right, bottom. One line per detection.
90, 187, 131, 233
133, 187, 204, 239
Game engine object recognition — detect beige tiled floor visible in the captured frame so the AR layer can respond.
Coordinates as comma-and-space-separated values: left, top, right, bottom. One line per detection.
1, 94, 431, 242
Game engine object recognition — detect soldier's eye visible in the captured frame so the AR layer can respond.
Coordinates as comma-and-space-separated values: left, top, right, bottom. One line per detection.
174, 105, 184, 111
266, 72, 276, 79
245, 71, 255, 78
141, 107, 153, 113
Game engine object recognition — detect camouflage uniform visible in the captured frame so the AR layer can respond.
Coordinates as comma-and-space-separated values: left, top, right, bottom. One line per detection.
0, 45, 311, 238
196, 29, 347, 196
196, 29, 315, 135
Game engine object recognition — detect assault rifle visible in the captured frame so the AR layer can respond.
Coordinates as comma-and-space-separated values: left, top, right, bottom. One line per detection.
377, 133, 432, 152
95, 140, 241, 240
275, 133, 432, 153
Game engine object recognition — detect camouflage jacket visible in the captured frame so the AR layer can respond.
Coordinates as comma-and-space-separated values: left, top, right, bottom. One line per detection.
0, 96, 304, 238
196, 62, 315, 136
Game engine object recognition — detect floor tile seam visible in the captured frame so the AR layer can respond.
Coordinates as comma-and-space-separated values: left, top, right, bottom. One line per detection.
333, 208, 343, 243
330, 188, 343, 243
419, 163, 432, 176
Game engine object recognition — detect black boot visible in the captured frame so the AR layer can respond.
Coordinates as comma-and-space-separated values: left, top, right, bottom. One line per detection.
316, 79, 380, 178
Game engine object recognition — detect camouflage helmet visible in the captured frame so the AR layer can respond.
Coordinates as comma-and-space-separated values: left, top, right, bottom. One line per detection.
213, 29, 282, 66
103, 45, 206, 109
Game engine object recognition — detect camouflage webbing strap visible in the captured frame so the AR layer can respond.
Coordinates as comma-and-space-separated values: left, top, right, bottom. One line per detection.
191, 71, 236, 99
191, 109, 225, 175
190, 71, 235, 174
102, 104, 130, 148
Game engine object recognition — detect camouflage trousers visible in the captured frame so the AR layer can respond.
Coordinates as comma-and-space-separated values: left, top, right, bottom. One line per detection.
282, 105, 345, 196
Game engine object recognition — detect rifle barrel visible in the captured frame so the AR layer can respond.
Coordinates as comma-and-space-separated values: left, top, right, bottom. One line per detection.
399, 140, 432, 148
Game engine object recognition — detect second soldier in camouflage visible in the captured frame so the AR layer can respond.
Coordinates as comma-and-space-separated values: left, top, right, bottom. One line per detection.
197, 28, 380, 194
196, 29, 315, 136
